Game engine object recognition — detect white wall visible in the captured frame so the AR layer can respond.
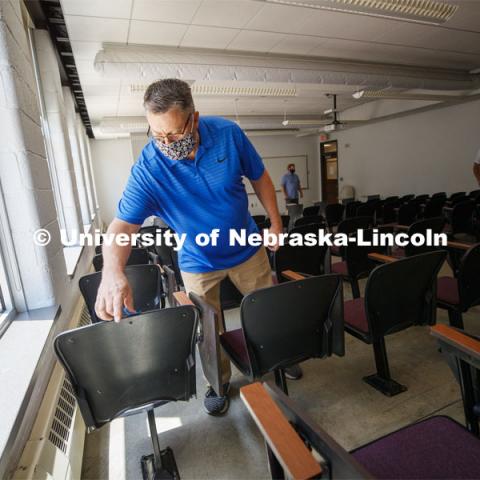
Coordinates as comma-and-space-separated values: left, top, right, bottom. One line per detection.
90, 138, 134, 224
247, 134, 320, 215
332, 99, 480, 199
91, 132, 321, 222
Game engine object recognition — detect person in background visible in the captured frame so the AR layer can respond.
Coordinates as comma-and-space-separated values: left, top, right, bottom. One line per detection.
281, 163, 303, 204
473, 148, 480, 185
94, 79, 302, 417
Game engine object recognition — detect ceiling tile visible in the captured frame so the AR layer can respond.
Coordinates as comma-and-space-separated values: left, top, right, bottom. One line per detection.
82, 84, 121, 98
191, 0, 264, 29
181, 25, 239, 49
269, 34, 325, 55
128, 20, 188, 46
60, 0, 133, 18
64, 15, 129, 42
131, 0, 202, 23
245, 3, 312, 34
226, 30, 285, 53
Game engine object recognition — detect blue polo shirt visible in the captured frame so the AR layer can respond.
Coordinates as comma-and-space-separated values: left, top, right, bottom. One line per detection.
116, 116, 265, 273
281, 172, 301, 199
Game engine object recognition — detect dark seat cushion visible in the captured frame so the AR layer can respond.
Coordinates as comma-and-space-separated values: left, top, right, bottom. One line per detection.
332, 261, 348, 276
437, 276, 460, 306
344, 298, 369, 334
220, 328, 250, 374
352, 416, 480, 479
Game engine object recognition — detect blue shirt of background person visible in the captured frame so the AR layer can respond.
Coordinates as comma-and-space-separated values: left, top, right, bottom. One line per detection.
281, 163, 303, 201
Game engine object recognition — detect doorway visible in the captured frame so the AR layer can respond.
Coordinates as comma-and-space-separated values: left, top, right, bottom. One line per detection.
320, 140, 339, 204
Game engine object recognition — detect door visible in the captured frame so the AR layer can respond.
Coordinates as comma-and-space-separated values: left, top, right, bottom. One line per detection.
320, 141, 339, 204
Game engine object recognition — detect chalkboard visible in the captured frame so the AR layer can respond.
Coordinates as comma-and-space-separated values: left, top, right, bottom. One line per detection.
246, 154, 309, 194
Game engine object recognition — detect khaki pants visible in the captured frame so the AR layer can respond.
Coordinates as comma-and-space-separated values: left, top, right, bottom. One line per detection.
181, 247, 273, 385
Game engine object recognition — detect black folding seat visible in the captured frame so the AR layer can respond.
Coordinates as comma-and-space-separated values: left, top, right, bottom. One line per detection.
398, 194, 415, 203
391, 217, 445, 258
79, 264, 164, 323
331, 226, 389, 298
396, 201, 418, 226
293, 215, 325, 228
54, 306, 198, 480
325, 203, 345, 230
422, 196, 446, 218
252, 214, 266, 226
380, 199, 401, 224
356, 203, 375, 221
302, 205, 320, 217
344, 200, 362, 218
330, 216, 371, 260
342, 251, 446, 395
178, 276, 344, 396
444, 200, 476, 238
280, 214, 290, 230
92, 247, 150, 272
437, 243, 480, 329
273, 225, 330, 284
243, 323, 480, 480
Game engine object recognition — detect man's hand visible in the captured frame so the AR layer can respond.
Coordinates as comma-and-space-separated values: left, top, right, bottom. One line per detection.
267, 220, 283, 252
95, 270, 135, 322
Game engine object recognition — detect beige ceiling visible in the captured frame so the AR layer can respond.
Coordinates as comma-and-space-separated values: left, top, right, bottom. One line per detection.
59, 0, 480, 136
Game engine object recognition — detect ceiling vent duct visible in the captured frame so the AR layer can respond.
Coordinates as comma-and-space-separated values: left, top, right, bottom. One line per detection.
255, 0, 458, 25
94, 45, 477, 92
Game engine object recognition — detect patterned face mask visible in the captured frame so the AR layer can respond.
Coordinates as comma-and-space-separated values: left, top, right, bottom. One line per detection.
155, 123, 196, 161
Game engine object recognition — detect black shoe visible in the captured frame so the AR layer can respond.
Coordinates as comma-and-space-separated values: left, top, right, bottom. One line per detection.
285, 364, 303, 380
204, 383, 230, 416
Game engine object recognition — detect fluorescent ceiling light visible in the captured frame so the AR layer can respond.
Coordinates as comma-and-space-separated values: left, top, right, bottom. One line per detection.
353, 90, 463, 101
259, 0, 458, 25
282, 119, 329, 126
130, 84, 296, 97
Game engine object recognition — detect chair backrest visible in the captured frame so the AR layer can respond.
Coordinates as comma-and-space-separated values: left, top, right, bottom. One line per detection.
325, 203, 345, 226
423, 197, 446, 218
399, 194, 415, 203
294, 215, 325, 228
415, 194, 430, 202
92, 247, 150, 272
345, 201, 362, 218
286, 204, 303, 229
252, 215, 266, 225
364, 251, 446, 339
458, 243, 480, 310
54, 306, 198, 429
449, 192, 466, 201
281, 215, 290, 229
240, 275, 344, 378
138, 226, 158, 252
397, 202, 418, 225
404, 217, 446, 257
263, 382, 371, 479
451, 200, 475, 234
79, 264, 163, 323
302, 205, 320, 217
274, 225, 330, 283
337, 216, 371, 236
356, 203, 375, 219
384, 196, 399, 203
431, 192, 447, 199
469, 189, 480, 201
220, 276, 244, 311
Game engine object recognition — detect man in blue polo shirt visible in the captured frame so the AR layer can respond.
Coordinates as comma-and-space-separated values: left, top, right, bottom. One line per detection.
281, 163, 303, 204
94, 79, 302, 416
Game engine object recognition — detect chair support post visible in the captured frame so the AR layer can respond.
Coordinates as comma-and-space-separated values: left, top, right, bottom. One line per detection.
457, 358, 480, 436
363, 337, 407, 397
141, 408, 180, 480
274, 369, 289, 395
448, 309, 465, 330
350, 279, 361, 299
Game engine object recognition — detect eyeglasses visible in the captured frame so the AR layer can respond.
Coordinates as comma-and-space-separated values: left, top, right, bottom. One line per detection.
147, 114, 193, 144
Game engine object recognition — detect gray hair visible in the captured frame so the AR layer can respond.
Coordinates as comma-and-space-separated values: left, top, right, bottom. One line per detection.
143, 79, 195, 114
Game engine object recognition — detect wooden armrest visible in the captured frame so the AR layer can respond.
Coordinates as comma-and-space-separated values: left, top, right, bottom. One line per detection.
431, 324, 480, 361
173, 291, 194, 306
368, 253, 398, 263
281, 270, 307, 281
447, 241, 473, 251
240, 383, 322, 480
